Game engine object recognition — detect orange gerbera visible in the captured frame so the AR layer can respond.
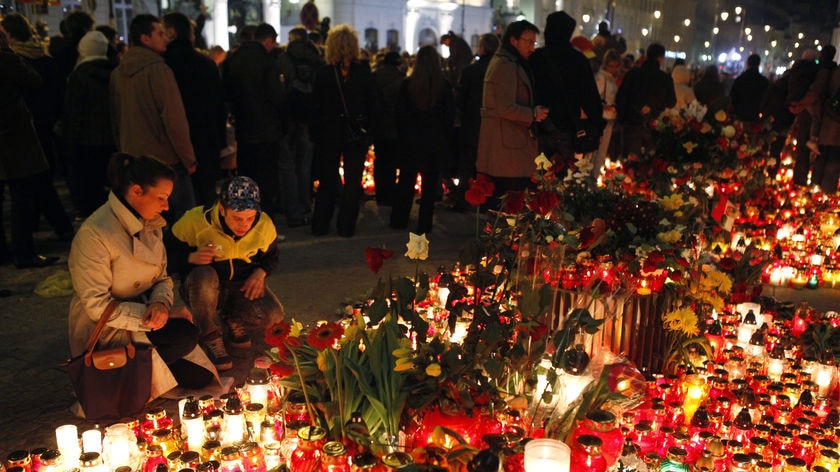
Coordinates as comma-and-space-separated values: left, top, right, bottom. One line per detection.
307, 322, 345, 350
265, 321, 291, 347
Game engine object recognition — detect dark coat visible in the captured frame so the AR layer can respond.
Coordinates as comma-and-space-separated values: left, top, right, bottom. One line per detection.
395, 77, 455, 173
163, 39, 227, 164
276, 38, 324, 121
373, 63, 405, 140
456, 53, 492, 150
221, 42, 287, 144
310, 62, 379, 143
0, 49, 49, 180
64, 58, 116, 148
530, 44, 602, 134
729, 68, 770, 122
615, 59, 676, 125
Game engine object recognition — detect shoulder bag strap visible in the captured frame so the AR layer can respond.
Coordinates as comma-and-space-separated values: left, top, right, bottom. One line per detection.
83, 299, 122, 355
334, 65, 351, 117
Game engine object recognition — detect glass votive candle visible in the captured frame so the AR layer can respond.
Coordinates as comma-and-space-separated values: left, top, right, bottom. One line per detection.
55, 425, 80, 469
523, 438, 571, 472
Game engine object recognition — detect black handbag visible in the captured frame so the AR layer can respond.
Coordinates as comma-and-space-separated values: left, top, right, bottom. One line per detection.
334, 66, 370, 144
574, 118, 603, 154
66, 300, 153, 421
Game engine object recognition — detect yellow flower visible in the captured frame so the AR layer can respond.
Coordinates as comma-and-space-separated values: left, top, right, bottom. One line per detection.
395, 356, 414, 366
721, 125, 736, 138
394, 361, 415, 372
289, 319, 304, 337
659, 194, 685, 212
682, 141, 698, 154
657, 229, 682, 244
392, 348, 413, 358
662, 307, 700, 336
534, 152, 552, 171
341, 325, 360, 344
425, 363, 442, 377
317, 350, 327, 372
714, 110, 727, 122
700, 123, 713, 133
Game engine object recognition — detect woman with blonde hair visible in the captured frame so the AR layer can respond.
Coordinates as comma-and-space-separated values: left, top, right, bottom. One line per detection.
310, 24, 379, 237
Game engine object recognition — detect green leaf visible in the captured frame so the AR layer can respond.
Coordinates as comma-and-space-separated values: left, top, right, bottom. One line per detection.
395, 277, 416, 301
367, 299, 388, 325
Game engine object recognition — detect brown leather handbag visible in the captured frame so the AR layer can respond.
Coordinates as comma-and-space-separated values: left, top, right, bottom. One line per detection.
66, 300, 153, 420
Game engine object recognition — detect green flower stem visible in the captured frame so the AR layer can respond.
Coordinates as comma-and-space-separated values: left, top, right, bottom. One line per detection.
332, 349, 346, 439
289, 346, 317, 426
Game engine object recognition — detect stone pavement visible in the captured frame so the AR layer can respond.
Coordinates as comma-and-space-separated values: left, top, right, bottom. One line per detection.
1, 188, 838, 454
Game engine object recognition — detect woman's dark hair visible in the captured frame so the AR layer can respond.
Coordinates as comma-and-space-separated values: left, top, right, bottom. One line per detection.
107, 153, 176, 196
407, 45, 448, 111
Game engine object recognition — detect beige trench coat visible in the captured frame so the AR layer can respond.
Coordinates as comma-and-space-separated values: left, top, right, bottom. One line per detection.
476, 46, 539, 178
68, 193, 218, 400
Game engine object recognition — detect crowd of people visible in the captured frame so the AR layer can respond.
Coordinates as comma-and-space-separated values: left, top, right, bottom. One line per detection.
3, 8, 840, 408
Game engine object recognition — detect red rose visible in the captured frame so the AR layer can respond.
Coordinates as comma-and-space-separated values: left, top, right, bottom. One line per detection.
647, 250, 666, 264
365, 247, 394, 274
464, 187, 487, 206
717, 136, 729, 151
527, 190, 559, 216
675, 257, 690, 268
718, 257, 736, 271
669, 270, 683, 281
503, 190, 526, 214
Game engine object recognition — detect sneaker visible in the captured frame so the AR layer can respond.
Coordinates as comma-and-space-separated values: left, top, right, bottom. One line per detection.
201, 331, 233, 370
225, 319, 252, 349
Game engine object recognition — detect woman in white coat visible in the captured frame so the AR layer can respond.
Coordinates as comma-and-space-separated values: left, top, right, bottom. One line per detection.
68, 153, 218, 415
592, 49, 622, 177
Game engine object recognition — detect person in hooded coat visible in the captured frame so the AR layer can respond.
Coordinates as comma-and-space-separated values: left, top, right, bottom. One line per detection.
64, 30, 118, 217
529, 10, 603, 164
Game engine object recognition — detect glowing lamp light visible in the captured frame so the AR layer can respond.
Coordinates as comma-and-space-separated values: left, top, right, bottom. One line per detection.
102, 423, 134, 469
524, 438, 571, 472
56, 424, 81, 470
637, 278, 652, 295
813, 363, 836, 397
82, 429, 102, 454
767, 357, 787, 382
181, 397, 205, 452
222, 396, 248, 446
246, 367, 271, 409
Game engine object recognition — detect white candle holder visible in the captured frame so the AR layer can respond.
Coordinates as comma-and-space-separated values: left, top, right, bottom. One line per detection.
524, 438, 571, 472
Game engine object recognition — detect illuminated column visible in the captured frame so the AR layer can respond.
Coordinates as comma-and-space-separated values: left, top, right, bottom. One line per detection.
214, 0, 229, 50
405, 5, 420, 53
264, 0, 281, 41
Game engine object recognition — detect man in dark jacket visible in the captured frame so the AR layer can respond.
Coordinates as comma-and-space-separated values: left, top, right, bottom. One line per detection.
730, 54, 770, 123
223, 24, 306, 226
63, 31, 117, 216
162, 12, 227, 207
372, 52, 405, 207
615, 42, 676, 157
453, 33, 499, 210
530, 11, 603, 163
277, 27, 323, 218
441, 30, 473, 85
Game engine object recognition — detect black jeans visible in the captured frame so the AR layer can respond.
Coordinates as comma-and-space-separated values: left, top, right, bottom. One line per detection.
312, 139, 368, 236
390, 168, 439, 235
5, 171, 73, 263
146, 318, 215, 389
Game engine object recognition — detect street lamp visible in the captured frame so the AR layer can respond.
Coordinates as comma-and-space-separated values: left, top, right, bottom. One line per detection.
642, 27, 649, 37
720, 11, 729, 21
713, 27, 719, 35
764, 25, 770, 32
674, 34, 681, 43
654, 10, 661, 19
798, 32, 804, 39
684, 18, 691, 27
744, 27, 751, 35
